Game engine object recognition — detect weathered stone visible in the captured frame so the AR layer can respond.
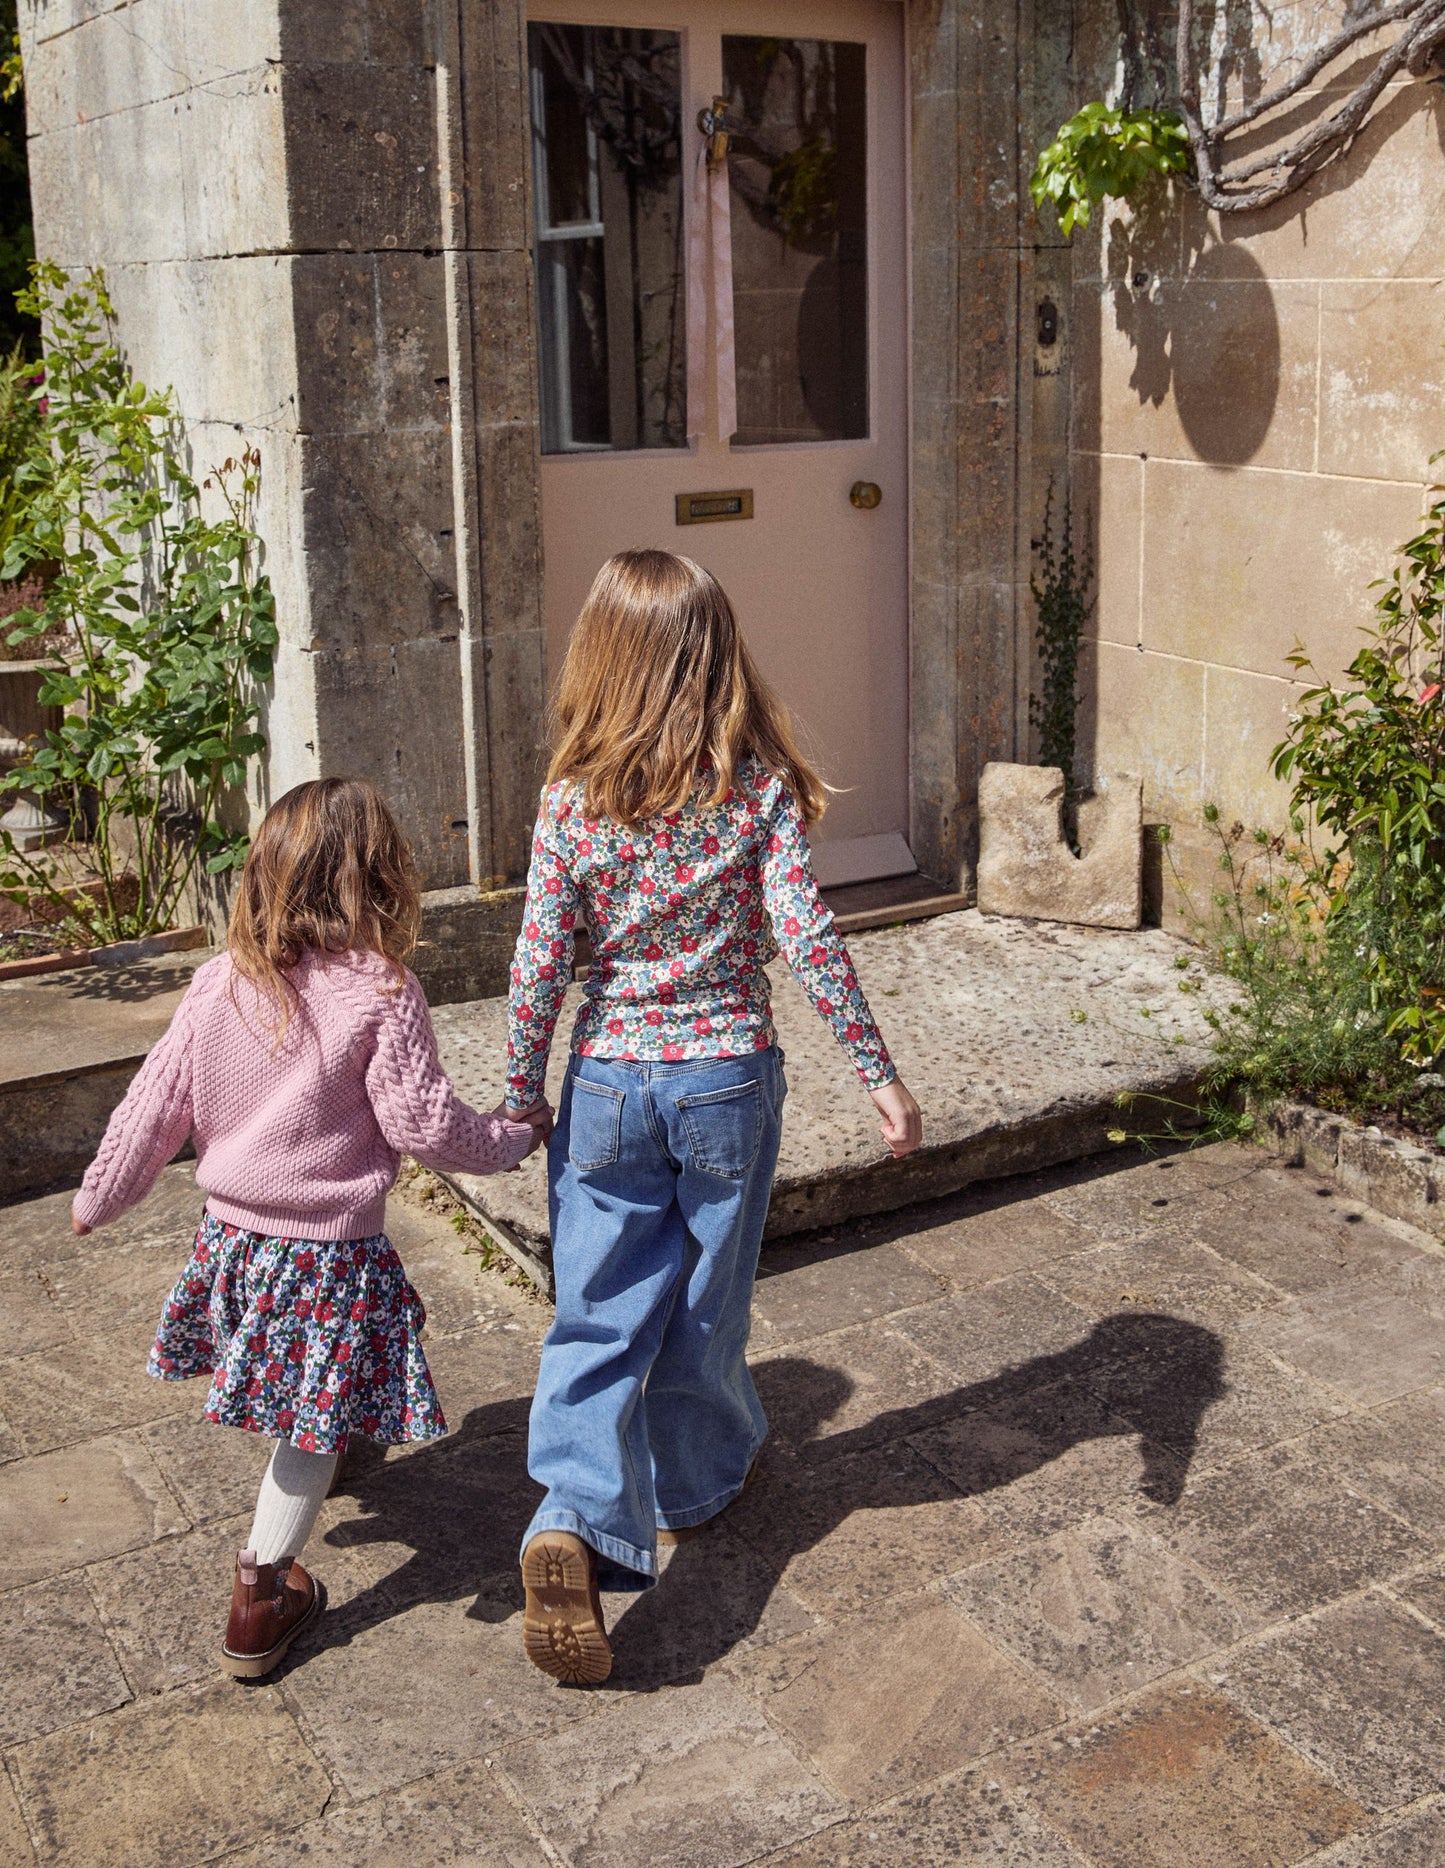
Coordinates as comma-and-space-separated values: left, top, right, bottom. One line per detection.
1241, 1281, 1445, 1403
1036, 1233, 1276, 1330
439, 912, 1227, 1257
910, 1372, 1170, 1543
0, 1433, 188, 1586
1128, 1439, 1431, 1622
0, 1327, 192, 1457
411, 884, 526, 1007
11, 1680, 331, 1868
751, 1325, 956, 1460
0, 1573, 131, 1746
223, 1759, 550, 1868
1322, 1808, 1445, 1868
750, 1238, 943, 1347
977, 763, 1144, 931
726, 1443, 1007, 1617
728, 1593, 1061, 1805
282, 61, 441, 253
892, 1184, 1099, 1287
997, 1682, 1366, 1867
137, 1415, 273, 1526
943, 1514, 1242, 1712
1189, 1166, 1421, 1296
496, 1674, 844, 1868
766, 1767, 1092, 1866
1216, 1592, 1445, 1812
891, 1274, 1095, 1386
1303, 1388, 1445, 1538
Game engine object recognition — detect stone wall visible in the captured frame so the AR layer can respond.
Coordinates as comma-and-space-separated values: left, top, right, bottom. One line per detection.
1056, 4, 1445, 921
18, 0, 548, 900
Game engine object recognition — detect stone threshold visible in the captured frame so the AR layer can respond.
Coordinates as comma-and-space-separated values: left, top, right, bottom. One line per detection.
434, 911, 1230, 1298
1258, 1098, 1445, 1238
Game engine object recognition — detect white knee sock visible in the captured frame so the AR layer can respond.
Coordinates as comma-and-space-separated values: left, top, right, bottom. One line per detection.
245, 1439, 338, 1567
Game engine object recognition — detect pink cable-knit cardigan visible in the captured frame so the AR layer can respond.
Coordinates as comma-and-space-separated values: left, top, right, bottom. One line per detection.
74, 947, 532, 1239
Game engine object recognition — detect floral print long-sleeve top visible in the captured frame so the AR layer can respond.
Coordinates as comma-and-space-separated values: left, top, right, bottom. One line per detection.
505, 759, 894, 1110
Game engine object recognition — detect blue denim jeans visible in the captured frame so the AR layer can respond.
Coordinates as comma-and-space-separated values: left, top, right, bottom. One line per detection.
521, 1046, 786, 1590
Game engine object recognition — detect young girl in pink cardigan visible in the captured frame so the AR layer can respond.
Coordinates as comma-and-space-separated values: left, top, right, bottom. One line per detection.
72, 778, 543, 1679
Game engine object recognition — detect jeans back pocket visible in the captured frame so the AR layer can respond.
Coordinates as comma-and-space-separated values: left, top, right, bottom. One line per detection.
568, 1077, 625, 1171
677, 1079, 763, 1178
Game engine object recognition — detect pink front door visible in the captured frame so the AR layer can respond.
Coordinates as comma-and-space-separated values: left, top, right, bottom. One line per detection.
528, 0, 910, 884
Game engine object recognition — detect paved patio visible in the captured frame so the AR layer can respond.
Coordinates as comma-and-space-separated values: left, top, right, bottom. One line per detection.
4, 1142, 1445, 1866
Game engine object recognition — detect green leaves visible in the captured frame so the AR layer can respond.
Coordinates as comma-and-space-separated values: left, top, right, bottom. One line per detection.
1030, 104, 1190, 235
1271, 484, 1445, 1062
0, 263, 271, 944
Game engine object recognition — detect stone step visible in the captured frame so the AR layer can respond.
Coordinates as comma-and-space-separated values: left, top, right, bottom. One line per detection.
433, 911, 1227, 1293
0, 949, 207, 1199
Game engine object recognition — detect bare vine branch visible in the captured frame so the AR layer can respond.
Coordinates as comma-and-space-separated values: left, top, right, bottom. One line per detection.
1176, 0, 1445, 213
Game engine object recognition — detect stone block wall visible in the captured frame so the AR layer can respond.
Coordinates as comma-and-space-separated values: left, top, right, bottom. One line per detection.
18, 0, 548, 901
1055, 3, 1445, 920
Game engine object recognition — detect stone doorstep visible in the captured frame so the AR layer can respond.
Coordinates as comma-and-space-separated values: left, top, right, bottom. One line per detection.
436, 911, 1229, 1296
0, 910, 1228, 1271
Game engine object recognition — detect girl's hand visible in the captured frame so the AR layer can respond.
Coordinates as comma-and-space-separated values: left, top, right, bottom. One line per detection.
869, 1077, 923, 1158
497, 1099, 555, 1160
71, 1212, 92, 1236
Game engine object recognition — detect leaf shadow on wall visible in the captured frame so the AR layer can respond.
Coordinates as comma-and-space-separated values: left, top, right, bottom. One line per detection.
1106, 212, 1281, 468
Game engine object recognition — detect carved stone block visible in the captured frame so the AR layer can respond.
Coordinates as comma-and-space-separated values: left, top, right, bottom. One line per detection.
977, 763, 1143, 930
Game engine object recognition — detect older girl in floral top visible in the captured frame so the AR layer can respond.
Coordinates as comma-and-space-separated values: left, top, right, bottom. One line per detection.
510, 549, 922, 1686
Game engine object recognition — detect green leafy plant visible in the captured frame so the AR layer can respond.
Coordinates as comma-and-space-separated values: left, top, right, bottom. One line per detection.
0, 262, 276, 945
1274, 472, 1445, 1065
1030, 482, 1094, 812
1030, 103, 1190, 234
0, 338, 45, 584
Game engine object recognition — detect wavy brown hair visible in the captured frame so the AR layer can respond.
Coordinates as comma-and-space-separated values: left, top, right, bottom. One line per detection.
228, 778, 421, 1027
549, 549, 827, 827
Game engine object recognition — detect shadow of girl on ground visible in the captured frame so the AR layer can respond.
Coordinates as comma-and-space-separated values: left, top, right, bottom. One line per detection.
295, 1309, 1223, 1688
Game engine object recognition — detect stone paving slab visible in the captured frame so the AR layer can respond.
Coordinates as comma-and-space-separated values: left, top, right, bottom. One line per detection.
6, 1144, 1445, 1866
436, 911, 1225, 1273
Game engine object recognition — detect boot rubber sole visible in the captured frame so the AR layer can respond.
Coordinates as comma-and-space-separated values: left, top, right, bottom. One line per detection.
220, 1577, 325, 1680
522, 1533, 612, 1685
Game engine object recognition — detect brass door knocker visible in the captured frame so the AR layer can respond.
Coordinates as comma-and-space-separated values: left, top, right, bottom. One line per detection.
697, 96, 730, 170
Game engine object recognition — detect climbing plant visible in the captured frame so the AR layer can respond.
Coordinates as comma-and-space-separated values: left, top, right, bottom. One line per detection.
1032, 0, 1445, 226
1029, 482, 1094, 809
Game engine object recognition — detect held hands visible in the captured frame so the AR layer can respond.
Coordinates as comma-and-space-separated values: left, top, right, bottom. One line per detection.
869, 1077, 923, 1158
496, 1098, 555, 1167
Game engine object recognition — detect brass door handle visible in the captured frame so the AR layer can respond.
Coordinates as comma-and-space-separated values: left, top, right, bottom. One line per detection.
850, 481, 882, 509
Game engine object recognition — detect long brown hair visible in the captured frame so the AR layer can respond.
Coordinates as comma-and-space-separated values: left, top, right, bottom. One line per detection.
228, 778, 421, 1025
548, 549, 827, 827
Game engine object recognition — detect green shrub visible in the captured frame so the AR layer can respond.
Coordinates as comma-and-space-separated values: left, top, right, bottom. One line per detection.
1165, 470, 1445, 1135
0, 263, 275, 944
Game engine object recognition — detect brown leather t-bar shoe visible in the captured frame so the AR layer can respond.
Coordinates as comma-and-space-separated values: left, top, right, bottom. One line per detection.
221, 1549, 323, 1680
521, 1531, 612, 1684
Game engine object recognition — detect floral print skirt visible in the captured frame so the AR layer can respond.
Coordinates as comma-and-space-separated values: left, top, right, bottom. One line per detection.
147, 1211, 447, 1454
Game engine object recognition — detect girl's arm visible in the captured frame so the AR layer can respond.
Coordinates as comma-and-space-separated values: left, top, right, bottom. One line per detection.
367, 974, 535, 1174
73, 997, 196, 1232
505, 803, 580, 1113
760, 786, 895, 1091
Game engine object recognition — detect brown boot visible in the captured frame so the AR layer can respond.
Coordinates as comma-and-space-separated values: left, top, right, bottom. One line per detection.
521, 1532, 612, 1685
221, 1549, 322, 1680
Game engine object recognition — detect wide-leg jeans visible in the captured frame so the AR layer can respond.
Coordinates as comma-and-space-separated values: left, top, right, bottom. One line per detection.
521, 1046, 786, 1590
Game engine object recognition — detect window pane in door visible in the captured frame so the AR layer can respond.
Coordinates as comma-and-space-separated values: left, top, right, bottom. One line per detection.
723, 36, 868, 445
528, 23, 687, 453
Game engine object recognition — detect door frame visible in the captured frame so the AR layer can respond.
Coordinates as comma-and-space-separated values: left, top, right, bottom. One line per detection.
436, 0, 1031, 896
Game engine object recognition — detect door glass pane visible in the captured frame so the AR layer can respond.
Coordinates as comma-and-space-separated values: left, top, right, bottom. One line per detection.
723, 36, 868, 446
528, 23, 687, 453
